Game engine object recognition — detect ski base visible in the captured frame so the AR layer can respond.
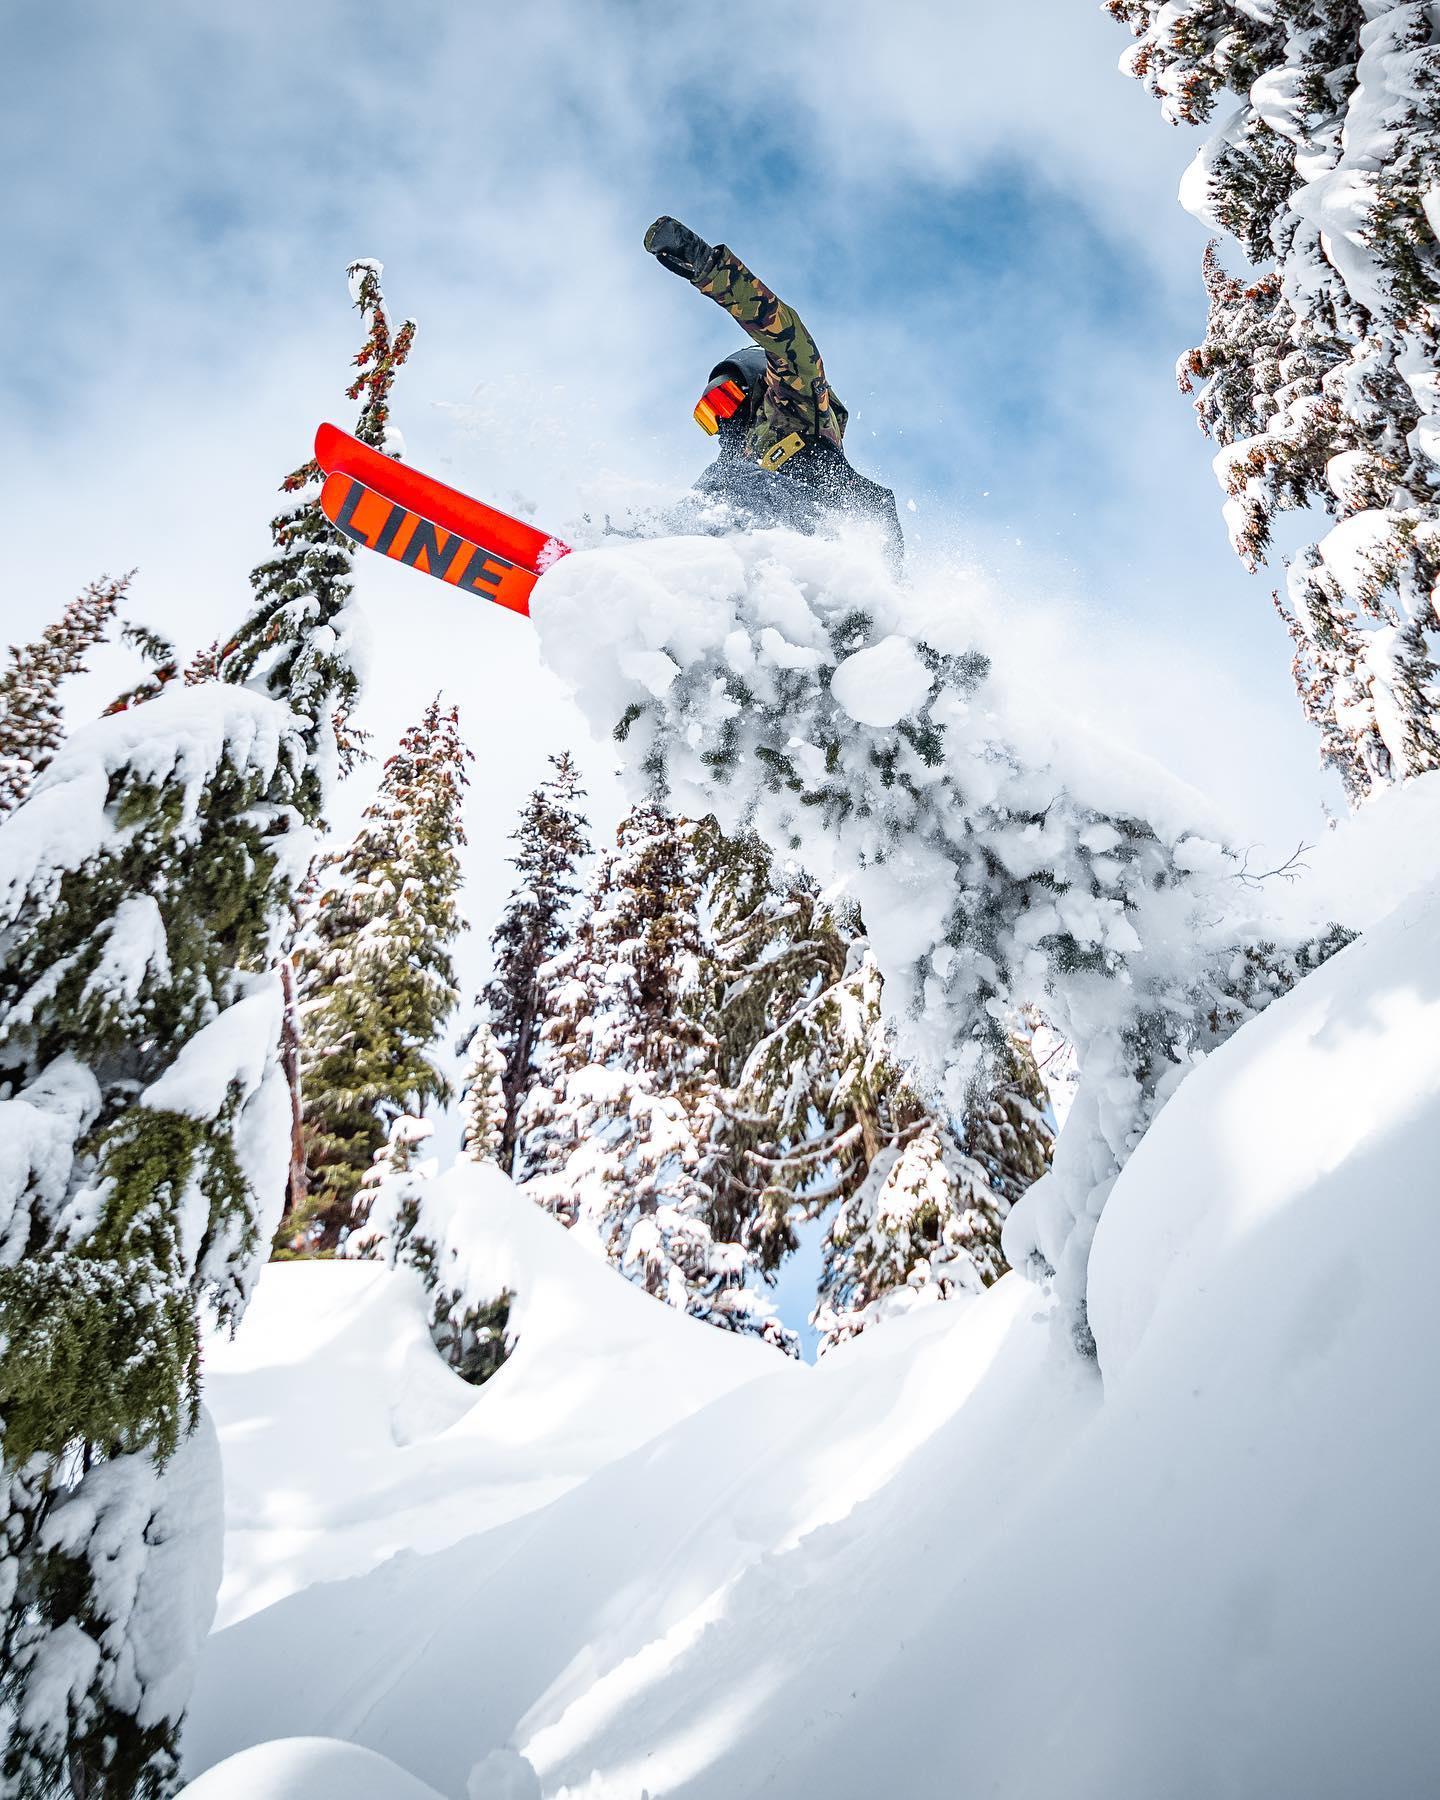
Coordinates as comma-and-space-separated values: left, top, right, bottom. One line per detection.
319, 471, 537, 617
311, 421, 565, 590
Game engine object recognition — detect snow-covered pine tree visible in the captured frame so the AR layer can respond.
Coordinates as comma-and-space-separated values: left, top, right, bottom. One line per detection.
811, 1032, 1056, 1352
481, 752, 590, 1170
510, 926, 593, 1204
223, 258, 415, 799
518, 805, 794, 1352
717, 920, 1024, 1348
965, 1032, 1055, 1213
1109, 1, 1440, 798
295, 698, 472, 1248
694, 823, 1053, 1342
696, 826, 859, 1270
518, 802, 713, 1260
0, 260, 404, 1797
244, 260, 416, 1254
460, 1019, 506, 1165
0, 572, 128, 814
351, 1137, 516, 1390
367, 1112, 437, 1183
814, 1121, 997, 1351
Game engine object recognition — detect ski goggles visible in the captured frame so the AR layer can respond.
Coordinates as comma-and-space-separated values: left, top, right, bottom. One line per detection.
693, 376, 747, 436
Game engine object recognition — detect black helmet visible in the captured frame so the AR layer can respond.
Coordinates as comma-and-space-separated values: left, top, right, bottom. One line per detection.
707, 344, 768, 400
694, 344, 768, 439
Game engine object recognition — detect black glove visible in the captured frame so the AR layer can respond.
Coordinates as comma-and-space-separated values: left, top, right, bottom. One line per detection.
644, 215, 715, 280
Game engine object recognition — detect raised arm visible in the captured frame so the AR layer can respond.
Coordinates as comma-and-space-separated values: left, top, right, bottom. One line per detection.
644, 217, 847, 449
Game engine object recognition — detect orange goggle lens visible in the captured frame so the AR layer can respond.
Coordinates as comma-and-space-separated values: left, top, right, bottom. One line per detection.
693, 377, 746, 436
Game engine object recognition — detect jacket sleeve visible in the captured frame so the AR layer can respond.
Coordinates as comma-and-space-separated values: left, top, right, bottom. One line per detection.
691, 245, 848, 449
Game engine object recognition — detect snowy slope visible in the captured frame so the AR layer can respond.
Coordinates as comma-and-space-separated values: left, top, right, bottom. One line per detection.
204, 1172, 789, 1631
187, 1263, 1087, 1797
185, 779, 1440, 1799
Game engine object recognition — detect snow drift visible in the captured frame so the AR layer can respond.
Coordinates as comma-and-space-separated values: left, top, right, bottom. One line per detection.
181, 774, 1440, 1799
201, 1165, 787, 1631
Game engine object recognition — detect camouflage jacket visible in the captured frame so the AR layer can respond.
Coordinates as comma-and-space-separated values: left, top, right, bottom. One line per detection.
690, 246, 848, 463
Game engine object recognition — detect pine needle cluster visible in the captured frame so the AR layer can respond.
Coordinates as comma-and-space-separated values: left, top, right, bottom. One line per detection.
0, 572, 129, 813
295, 699, 472, 1248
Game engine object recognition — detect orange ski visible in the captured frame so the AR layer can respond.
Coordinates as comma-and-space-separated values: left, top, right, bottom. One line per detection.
319, 471, 538, 617
314, 423, 570, 580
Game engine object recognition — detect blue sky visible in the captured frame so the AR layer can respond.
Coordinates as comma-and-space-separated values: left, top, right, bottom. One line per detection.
3, 0, 1340, 997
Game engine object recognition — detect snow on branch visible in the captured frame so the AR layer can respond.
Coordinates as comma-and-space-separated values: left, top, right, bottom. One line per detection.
0, 685, 301, 927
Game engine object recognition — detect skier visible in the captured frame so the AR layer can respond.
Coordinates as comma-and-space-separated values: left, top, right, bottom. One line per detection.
644, 216, 904, 569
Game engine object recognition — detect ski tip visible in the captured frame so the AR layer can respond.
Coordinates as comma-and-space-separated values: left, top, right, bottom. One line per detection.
314, 421, 346, 469
535, 536, 572, 572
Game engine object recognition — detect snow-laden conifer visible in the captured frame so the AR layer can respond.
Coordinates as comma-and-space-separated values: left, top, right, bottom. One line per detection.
224, 259, 415, 799
815, 1122, 997, 1350
696, 827, 862, 1271
1109, 1, 1440, 798
0, 573, 128, 814
351, 1143, 516, 1389
812, 1032, 1054, 1351
695, 825, 1053, 1340
520, 803, 715, 1262
0, 261, 407, 1797
296, 698, 472, 1247
460, 1020, 507, 1165
519, 805, 795, 1352
363, 1113, 436, 1188
481, 753, 590, 1169
967, 1033, 1055, 1211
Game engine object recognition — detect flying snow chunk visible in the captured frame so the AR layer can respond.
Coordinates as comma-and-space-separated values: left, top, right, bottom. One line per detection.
619, 648, 680, 697
1171, 835, 1228, 875
830, 635, 932, 727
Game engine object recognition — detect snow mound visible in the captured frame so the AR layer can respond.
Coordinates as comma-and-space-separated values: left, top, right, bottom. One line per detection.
186, 787, 1440, 1797
1089, 861, 1437, 1380
1289, 768, 1440, 933
203, 1162, 787, 1629
187, 1267, 1078, 1797
179, 1737, 445, 1800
